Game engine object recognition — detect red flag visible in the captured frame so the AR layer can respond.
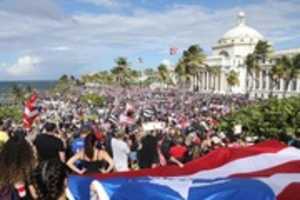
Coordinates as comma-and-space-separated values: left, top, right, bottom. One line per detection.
23, 92, 40, 129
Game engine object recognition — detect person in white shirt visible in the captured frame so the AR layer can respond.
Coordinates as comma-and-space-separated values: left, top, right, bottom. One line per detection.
111, 132, 130, 172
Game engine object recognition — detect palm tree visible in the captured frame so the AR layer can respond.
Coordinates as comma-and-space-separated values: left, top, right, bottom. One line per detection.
157, 64, 170, 87
11, 84, 25, 105
111, 57, 131, 87
175, 44, 206, 89
174, 62, 186, 88
246, 40, 272, 96
269, 61, 285, 97
226, 70, 240, 93
255, 41, 272, 62
276, 54, 300, 97
25, 85, 32, 94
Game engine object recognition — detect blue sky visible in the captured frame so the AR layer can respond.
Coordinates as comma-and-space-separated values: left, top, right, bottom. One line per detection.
0, 0, 299, 80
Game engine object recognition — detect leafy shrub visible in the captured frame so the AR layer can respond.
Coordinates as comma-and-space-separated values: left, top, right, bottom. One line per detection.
0, 106, 22, 123
219, 96, 300, 139
80, 94, 106, 107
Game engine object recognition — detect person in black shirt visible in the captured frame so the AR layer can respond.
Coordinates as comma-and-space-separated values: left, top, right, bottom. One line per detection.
34, 122, 65, 162
138, 132, 158, 169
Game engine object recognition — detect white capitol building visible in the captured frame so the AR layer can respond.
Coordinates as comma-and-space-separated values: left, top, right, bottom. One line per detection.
193, 12, 300, 98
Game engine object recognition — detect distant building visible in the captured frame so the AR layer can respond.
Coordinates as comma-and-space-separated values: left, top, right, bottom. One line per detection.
195, 12, 300, 98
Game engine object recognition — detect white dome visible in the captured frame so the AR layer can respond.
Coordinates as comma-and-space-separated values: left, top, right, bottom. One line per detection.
222, 12, 264, 41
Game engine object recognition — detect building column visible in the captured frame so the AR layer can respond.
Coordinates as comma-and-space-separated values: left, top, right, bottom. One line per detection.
206, 72, 211, 91
203, 72, 205, 90
205, 72, 208, 90
196, 73, 199, 91
280, 79, 284, 92
252, 75, 256, 93
220, 71, 225, 93
207, 72, 210, 91
259, 71, 263, 91
215, 74, 219, 92
266, 70, 270, 95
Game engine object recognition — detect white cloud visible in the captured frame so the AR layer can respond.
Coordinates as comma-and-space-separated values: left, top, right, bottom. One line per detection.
50, 46, 71, 52
0, 0, 299, 80
6, 55, 42, 77
77, 0, 122, 8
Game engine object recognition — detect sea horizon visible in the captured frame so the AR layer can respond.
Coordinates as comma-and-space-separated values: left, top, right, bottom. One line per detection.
0, 80, 57, 94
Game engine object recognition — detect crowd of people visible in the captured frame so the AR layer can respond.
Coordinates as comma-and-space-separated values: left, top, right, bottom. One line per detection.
0, 87, 265, 199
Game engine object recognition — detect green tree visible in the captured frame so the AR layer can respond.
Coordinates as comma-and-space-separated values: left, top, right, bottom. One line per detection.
226, 70, 240, 93
111, 57, 132, 87
277, 54, 300, 97
11, 84, 25, 105
219, 96, 300, 139
254, 40, 272, 62
246, 40, 272, 95
80, 94, 106, 107
0, 106, 22, 123
175, 44, 206, 89
157, 64, 171, 87
59, 74, 69, 82
269, 60, 285, 97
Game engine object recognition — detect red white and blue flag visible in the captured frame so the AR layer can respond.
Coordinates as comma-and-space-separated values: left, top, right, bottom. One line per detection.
23, 92, 40, 129
170, 47, 178, 55
67, 140, 300, 200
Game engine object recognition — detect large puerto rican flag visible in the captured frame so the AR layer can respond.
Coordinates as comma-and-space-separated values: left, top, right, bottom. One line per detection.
23, 92, 40, 129
67, 140, 300, 200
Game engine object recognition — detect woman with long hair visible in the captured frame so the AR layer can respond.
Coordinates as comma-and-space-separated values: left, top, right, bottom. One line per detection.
29, 159, 67, 200
0, 135, 36, 199
67, 133, 114, 174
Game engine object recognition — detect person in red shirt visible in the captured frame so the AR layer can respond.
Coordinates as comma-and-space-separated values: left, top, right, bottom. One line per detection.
168, 136, 187, 168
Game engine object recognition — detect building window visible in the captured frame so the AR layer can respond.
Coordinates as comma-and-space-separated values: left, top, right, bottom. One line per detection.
219, 50, 229, 58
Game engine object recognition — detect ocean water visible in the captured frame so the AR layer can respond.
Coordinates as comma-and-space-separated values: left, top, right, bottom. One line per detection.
0, 81, 56, 103
0, 81, 56, 93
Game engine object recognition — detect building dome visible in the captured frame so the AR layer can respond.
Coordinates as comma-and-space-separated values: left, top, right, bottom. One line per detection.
221, 12, 264, 42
